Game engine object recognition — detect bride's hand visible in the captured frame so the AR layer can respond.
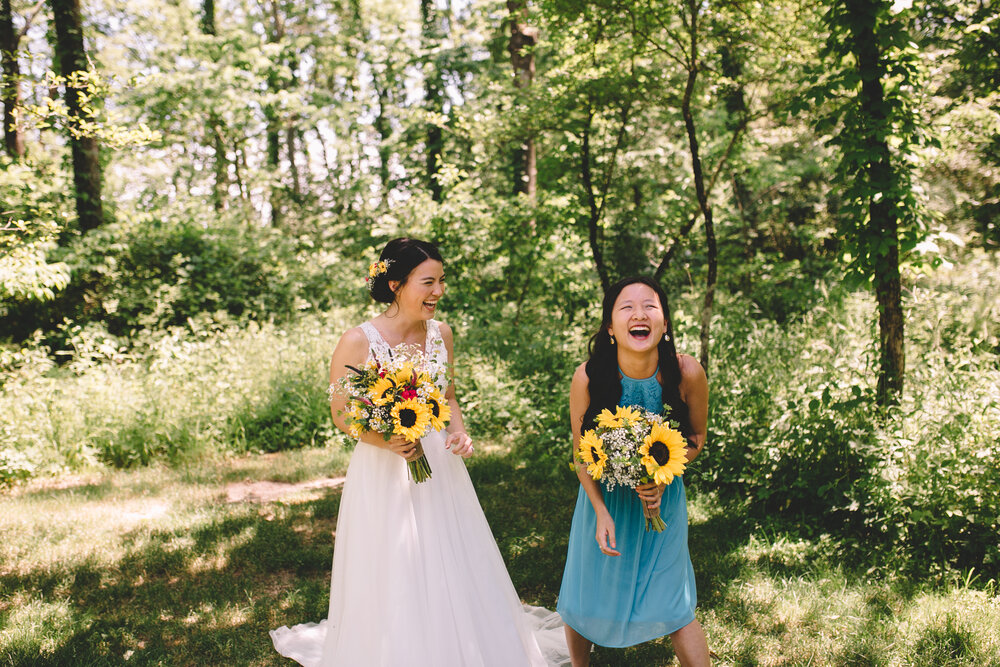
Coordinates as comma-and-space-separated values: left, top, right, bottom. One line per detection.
444, 431, 474, 458
382, 434, 423, 461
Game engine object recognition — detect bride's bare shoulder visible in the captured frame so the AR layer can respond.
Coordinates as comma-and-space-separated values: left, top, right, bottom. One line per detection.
333, 325, 369, 358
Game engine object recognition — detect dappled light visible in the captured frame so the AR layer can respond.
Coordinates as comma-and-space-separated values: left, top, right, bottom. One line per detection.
2, 0, 998, 663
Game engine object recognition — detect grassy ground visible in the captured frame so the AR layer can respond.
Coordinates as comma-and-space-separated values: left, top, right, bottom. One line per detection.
2, 446, 998, 667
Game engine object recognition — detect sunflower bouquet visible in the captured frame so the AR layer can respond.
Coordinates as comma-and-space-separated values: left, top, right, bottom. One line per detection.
576, 405, 687, 531
336, 347, 450, 483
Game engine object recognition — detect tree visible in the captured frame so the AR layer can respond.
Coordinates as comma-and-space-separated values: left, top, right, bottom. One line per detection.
420, 0, 444, 202
506, 0, 537, 198
0, 0, 30, 158
201, 0, 228, 212
809, 0, 928, 405
48, 0, 104, 231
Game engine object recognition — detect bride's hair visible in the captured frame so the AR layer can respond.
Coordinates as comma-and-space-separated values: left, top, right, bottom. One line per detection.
582, 276, 692, 437
369, 238, 444, 304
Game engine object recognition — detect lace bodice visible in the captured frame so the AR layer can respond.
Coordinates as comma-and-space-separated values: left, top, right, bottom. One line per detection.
359, 320, 449, 392
619, 369, 663, 414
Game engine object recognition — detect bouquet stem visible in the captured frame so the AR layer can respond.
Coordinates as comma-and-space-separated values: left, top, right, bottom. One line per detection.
407, 440, 433, 483
642, 501, 666, 532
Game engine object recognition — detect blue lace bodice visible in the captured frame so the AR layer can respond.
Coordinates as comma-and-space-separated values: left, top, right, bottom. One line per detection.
619, 368, 663, 414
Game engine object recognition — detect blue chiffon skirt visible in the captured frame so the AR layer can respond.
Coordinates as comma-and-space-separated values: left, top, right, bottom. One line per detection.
557, 478, 697, 648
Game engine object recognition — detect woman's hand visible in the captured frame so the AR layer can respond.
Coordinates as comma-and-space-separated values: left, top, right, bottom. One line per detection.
379, 434, 423, 461
444, 430, 474, 458
635, 481, 666, 510
595, 508, 620, 557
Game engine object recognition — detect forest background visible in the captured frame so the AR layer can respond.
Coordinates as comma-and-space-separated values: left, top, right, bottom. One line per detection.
1, 0, 999, 664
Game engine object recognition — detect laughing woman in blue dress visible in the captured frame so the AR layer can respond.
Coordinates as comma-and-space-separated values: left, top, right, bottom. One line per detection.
557, 276, 711, 666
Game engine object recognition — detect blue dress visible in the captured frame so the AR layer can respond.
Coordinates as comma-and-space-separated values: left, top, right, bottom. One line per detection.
556, 371, 697, 647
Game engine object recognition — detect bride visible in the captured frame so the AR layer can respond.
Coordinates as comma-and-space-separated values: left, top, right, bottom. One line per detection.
270, 238, 567, 666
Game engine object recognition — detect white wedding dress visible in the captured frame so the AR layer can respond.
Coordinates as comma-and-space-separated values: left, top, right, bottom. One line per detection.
270, 320, 569, 666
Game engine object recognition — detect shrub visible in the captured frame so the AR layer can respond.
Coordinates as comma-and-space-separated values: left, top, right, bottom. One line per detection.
2, 215, 347, 342
228, 370, 336, 453
0, 448, 35, 487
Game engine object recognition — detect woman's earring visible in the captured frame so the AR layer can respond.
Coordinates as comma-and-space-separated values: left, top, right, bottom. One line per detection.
664, 333, 670, 342
610, 334, 616, 345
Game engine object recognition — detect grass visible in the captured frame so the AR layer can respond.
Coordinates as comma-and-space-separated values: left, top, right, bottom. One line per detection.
2, 445, 999, 666
2, 248, 997, 664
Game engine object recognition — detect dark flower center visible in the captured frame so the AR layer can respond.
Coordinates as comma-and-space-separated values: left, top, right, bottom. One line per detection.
430, 401, 440, 418
649, 441, 670, 465
590, 446, 600, 461
399, 408, 418, 428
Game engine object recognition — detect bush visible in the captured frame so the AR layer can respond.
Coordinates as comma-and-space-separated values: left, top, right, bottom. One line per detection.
703, 294, 892, 549
0, 312, 351, 475
228, 370, 336, 453
0, 448, 35, 487
2, 215, 347, 342
705, 251, 1000, 578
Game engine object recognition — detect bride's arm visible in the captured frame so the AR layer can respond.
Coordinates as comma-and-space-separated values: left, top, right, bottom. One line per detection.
328, 327, 420, 459
438, 322, 474, 457
570, 363, 620, 557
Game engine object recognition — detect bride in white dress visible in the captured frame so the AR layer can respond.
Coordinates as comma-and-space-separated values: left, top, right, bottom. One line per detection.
270, 238, 568, 666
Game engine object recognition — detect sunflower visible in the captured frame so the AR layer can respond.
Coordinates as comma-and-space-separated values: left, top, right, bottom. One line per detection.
426, 391, 451, 431
577, 430, 609, 480
391, 363, 418, 388
369, 376, 396, 405
639, 423, 687, 485
615, 405, 643, 425
596, 408, 622, 429
391, 399, 432, 441
597, 405, 644, 429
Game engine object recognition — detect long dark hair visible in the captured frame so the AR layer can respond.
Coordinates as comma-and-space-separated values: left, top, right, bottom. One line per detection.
582, 276, 692, 437
369, 238, 444, 304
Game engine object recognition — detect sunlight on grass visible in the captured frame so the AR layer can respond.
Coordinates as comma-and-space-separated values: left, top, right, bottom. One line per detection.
0, 597, 80, 659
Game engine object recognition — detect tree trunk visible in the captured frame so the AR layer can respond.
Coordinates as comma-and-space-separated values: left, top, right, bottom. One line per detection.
202, 0, 228, 212
372, 75, 392, 209
581, 106, 610, 293
49, 0, 104, 231
680, 0, 715, 373
265, 0, 285, 226
1, 0, 24, 158
286, 125, 301, 201
846, 0, 904, 404
420, 0, 443, 202
200, 0, 215, 35
506, 0, 537, 198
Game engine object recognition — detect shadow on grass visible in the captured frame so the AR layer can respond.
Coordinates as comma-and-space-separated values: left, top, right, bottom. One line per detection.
2, 487, 342, 666
8, 451, 922, 667
4, 452, 584, 666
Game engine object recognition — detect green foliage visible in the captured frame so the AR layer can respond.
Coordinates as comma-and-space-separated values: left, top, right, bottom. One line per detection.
702, 293, 891, 546
0, 447, 35, 487
92, 407, 205, 468
800, 0, 934, 281
18, 70, 161, 148
0, 313, 350, 476
228, 370, 335, 454
6, 215, 344, 340
705, 251, 1000, 578
0, 154, 74, 313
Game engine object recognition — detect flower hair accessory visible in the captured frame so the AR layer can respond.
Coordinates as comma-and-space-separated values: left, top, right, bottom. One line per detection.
366, 259, 392, 285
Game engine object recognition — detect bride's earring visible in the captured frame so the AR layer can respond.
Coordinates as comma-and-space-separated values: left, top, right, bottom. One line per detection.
609, 334, 616, 345
664, 333, 670, 342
